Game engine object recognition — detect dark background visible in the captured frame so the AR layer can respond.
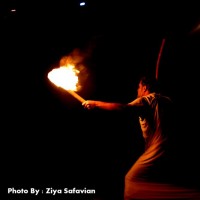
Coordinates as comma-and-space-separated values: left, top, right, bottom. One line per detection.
2, 1, 200, 199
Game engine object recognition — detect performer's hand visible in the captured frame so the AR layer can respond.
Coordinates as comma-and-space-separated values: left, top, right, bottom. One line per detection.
82, 100, 96, 110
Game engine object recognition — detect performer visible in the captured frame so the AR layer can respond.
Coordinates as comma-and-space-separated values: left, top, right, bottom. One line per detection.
82, 75, 200, 199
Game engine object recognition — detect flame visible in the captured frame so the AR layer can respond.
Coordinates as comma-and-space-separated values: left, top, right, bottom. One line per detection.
48, 65, 79, 91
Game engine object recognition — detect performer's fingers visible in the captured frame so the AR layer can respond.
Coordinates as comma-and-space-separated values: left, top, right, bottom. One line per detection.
86, 104, 91, 109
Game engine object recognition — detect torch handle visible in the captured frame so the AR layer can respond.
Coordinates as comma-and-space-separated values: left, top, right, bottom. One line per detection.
67, 90, 85, 103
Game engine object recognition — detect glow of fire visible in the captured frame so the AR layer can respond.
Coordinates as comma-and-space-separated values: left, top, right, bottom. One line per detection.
48, 65, 79, 91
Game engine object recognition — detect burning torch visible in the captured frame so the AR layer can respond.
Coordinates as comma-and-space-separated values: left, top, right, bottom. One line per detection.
47, 65, 85, 103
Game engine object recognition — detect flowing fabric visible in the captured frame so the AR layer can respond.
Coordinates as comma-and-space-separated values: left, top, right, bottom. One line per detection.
125, 93, 200, 199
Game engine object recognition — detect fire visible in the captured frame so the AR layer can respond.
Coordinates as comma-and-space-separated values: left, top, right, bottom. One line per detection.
48, 64, 85, 103
48, 65, 79, 91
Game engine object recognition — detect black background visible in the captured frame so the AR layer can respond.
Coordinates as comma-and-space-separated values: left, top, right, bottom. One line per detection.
3, 1, 200, 199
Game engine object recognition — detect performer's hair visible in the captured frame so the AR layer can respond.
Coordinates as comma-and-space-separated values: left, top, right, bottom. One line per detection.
140, 75, 159, 93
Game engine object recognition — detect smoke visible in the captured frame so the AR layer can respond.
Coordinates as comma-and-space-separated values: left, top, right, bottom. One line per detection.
57, 35, 101, 93
190, 22, 200, 35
